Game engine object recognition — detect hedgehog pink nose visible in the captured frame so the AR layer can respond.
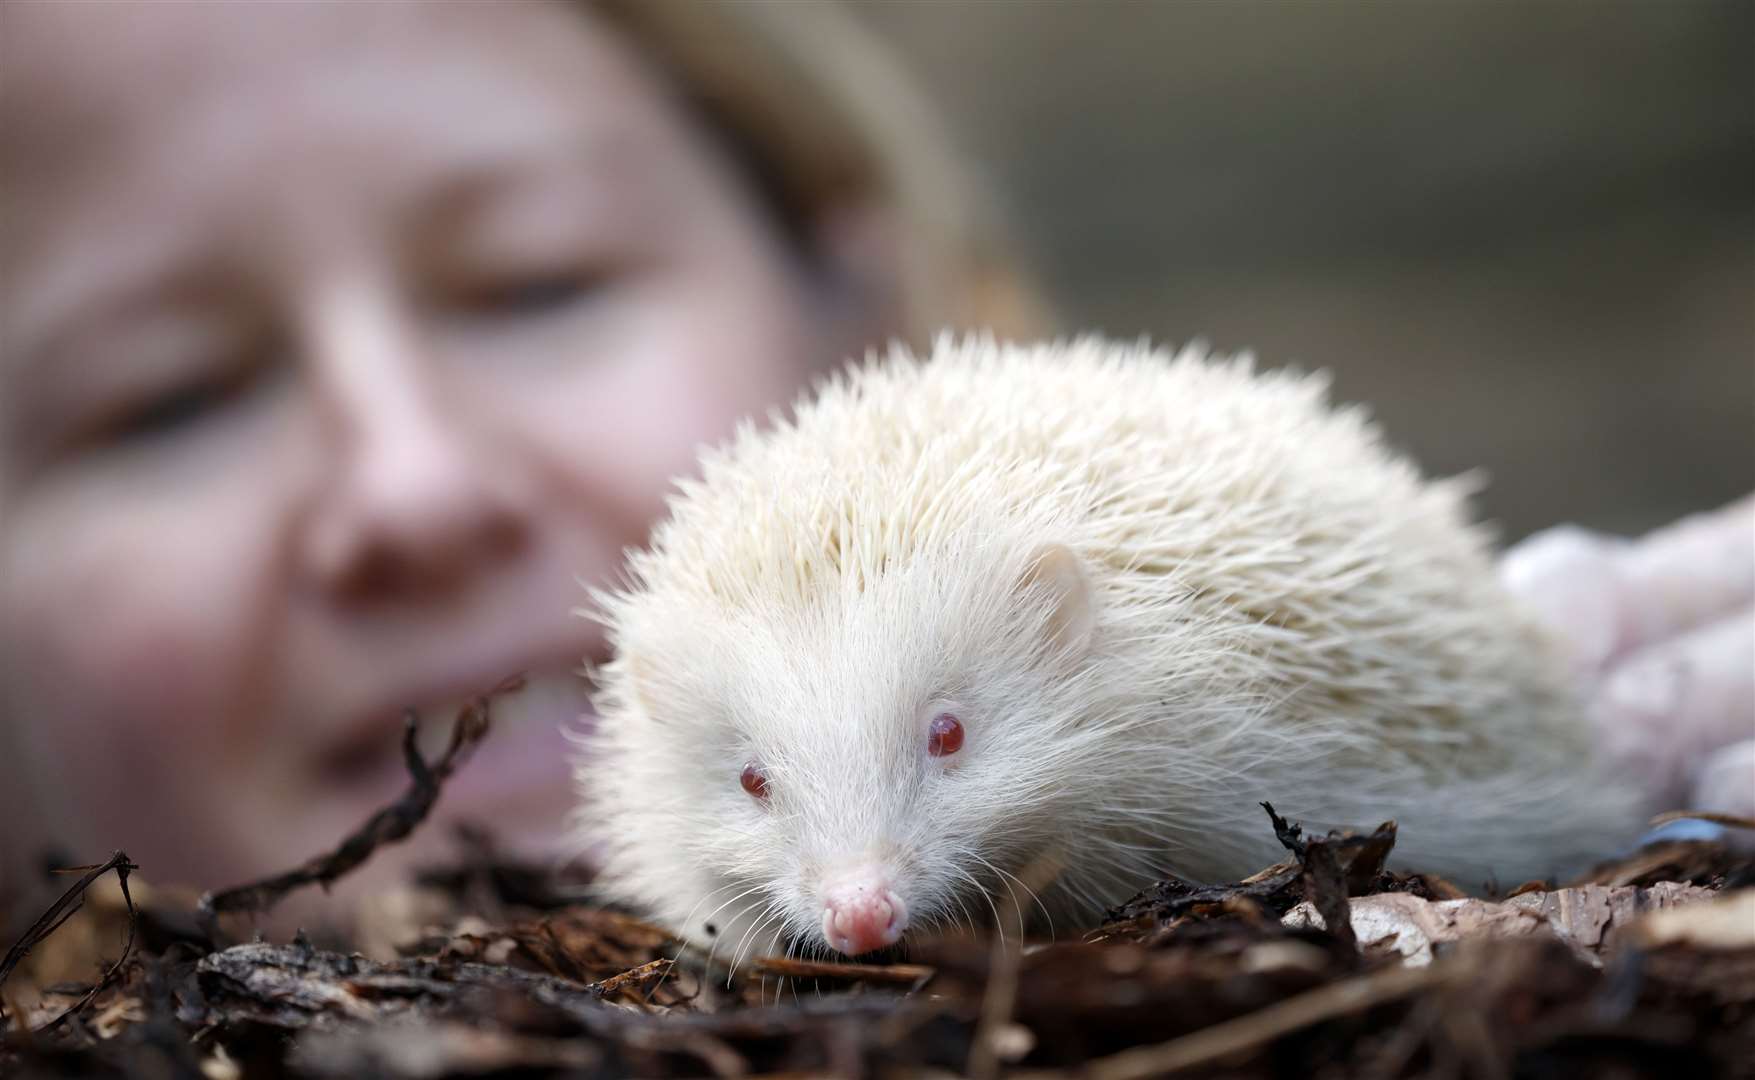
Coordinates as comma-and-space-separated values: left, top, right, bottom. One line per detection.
821, 871, 907, 956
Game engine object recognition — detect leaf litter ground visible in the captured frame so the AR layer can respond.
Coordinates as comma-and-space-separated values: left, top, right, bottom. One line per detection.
3, 685, 1750, 1078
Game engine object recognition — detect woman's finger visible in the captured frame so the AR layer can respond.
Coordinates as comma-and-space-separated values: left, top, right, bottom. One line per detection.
1499, 493, 1754, 675
1591, 609, 1754, 811
1613, 494, 1755, 653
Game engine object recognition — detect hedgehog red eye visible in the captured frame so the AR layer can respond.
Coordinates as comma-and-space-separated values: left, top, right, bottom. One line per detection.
740, 762, 771, 800
927, 713, 964, 757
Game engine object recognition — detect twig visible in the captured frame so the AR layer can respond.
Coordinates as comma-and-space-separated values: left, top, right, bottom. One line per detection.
741, 955, 935, 987
966, 932, 1024, 1077
197, 676, 516, 935
967, 849, 1062, 1080
1064, 961, 1442, 1080
1262, 801, 1306, 856
0, 850, 140, 1034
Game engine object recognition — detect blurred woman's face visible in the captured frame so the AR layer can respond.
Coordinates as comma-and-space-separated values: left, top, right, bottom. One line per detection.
0, 1, 843, 903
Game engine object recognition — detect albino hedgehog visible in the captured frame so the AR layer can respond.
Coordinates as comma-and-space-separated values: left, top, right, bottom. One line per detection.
575, 335, 1647, 961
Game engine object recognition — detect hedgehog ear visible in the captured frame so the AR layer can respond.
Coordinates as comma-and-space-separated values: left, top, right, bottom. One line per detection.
1017, 543, 1095, 665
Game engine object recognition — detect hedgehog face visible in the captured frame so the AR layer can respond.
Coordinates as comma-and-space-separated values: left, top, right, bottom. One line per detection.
593, 540, 1101, 961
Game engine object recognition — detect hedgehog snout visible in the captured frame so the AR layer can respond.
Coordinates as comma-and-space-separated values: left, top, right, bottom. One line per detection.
819, 864, 908, 957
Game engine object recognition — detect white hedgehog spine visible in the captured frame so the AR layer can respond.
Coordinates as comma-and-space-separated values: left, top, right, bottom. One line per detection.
575, 334, 1647, 962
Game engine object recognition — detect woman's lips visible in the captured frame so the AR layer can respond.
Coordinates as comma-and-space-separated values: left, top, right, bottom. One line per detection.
315, 667, 594, 835
432, 669, 595, 818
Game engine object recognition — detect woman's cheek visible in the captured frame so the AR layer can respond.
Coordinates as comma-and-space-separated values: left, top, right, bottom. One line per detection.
0, 468, 281, 836
518, 269, 817, 531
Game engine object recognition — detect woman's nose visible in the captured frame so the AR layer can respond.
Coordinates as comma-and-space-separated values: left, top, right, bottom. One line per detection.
299, 282, 533, 602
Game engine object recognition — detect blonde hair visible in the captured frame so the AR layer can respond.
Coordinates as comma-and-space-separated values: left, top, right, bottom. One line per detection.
593, 0, 1052, 342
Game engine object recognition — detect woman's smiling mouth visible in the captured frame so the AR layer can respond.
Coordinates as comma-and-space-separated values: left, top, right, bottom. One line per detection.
313, 664, 597, 834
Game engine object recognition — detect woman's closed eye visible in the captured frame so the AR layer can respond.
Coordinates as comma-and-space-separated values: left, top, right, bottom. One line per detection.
21, 312, 280, 464
95, 365, 265, 446
448, 268, 610, 323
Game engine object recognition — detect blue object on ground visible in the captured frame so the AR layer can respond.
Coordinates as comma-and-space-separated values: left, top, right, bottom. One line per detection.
1635, 818, 1728, 847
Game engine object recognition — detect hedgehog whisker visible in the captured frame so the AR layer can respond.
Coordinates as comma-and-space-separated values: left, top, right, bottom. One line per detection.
969, 851, 1034, 943
696, 881, 771, 973
946, 878, 980, 940
978, 853, 1055, 941
742, 897, 791, 981
664, 880, 747, 973
949, 860, 1006, 949
672, 879, 741, 941
727, 897, 782, 987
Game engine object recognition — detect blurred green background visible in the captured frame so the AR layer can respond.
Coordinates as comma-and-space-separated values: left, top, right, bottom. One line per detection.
855, 0, 1753, 542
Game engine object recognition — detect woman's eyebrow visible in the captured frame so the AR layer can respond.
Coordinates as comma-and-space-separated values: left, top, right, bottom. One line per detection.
4, 125, 675, 377
0, 218, 221, 385
408, 127, 677, 235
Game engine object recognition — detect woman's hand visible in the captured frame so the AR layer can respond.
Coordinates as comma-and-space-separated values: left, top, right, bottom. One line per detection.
1500, 494, 1754, 818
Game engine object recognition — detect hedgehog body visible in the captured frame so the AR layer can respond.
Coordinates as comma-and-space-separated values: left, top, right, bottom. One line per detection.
576, 336, 1646, 960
